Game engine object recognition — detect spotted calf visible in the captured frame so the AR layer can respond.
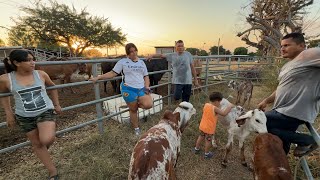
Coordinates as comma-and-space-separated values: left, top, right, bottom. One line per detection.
128, 102, 196, 180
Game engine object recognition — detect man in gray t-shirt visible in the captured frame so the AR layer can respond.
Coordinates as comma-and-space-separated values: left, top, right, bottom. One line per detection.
147, 40, 199, 102
258, 33, 319, 156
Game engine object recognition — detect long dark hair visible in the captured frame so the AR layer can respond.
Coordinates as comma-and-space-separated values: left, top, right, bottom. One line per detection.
3, 50, 36, 73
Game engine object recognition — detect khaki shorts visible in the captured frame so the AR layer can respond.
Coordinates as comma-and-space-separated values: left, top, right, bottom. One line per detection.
15, 109, 56, 133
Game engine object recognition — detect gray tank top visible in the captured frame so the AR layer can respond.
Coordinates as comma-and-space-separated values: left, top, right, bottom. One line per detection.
8, 70, 54, 117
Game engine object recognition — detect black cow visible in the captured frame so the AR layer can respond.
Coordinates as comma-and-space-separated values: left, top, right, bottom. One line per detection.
143, 58, 168, 93
101, 61, 122, 94
100, 55, 126, 94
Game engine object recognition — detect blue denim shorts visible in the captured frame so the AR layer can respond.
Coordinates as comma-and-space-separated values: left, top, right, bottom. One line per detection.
120, 83, 146, 103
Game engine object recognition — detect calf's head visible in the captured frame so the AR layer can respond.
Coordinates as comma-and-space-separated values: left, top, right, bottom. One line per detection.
173, 102, 196, 132
236, 109, 267, 133
228, 80, 238, 90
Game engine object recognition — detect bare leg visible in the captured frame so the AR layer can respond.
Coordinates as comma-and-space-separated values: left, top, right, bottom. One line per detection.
138, 94, 153, 109
127, 102, 139, 129
195, 135, 204, 149
26, 122, 57, 177
204, 137, 212, 153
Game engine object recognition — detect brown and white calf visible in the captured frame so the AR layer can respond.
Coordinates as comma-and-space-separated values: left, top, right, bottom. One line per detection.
128, 102, 196, 180
219, 98, 267, 169
228, 80, 253, 108
253, 133, 293, 180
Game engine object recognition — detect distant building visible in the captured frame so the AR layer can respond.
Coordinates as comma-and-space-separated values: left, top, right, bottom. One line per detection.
154, 46, 175, 54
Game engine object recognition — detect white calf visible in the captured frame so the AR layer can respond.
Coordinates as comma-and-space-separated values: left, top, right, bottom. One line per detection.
219, 99, 268, 169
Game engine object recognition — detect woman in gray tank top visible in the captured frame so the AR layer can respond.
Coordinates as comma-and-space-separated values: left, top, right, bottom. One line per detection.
0, 50, 61, 180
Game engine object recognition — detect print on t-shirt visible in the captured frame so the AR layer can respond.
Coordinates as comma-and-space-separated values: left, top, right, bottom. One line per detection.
17, 86, 47, 112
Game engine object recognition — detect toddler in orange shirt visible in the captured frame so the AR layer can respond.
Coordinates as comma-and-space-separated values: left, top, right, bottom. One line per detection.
193, 92, 234, 159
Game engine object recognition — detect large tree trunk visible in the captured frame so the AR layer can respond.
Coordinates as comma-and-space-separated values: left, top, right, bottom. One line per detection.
237, 0, 314, 56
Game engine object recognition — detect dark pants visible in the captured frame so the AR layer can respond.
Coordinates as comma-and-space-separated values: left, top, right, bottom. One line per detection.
173, 84, 192, 102
265, 110, 315, 154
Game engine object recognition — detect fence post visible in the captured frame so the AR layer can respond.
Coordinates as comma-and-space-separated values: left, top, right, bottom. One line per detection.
167, 61, 172, 108
92, 63, 104, 134
300, 157, 314, 180
237, 57, 240, 78
205, 58, 209, 93
228, 57, 231, 71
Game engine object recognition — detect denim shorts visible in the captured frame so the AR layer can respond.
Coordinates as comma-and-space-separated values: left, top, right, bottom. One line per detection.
120, 83, 146, 103
15, 109, 56, 133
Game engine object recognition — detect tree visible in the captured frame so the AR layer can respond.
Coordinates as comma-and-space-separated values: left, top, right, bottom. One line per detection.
237, 0, 314, 56
8, 26, 38, 47
199, 50, 208, 56
308, 39, 320, 48
248, 52, 257, 56
0, 38, 5, 46
83, 49, 103, 57
185, 47, 200, 55
209, 45, 231, 55
9, 1, 126, 56
234, 47, 248, 55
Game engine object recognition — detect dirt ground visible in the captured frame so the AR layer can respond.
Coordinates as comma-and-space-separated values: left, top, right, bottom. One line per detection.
0, 74, 319, 180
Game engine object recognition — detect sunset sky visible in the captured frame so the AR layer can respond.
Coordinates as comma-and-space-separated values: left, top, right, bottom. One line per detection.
1, 0, 320, 55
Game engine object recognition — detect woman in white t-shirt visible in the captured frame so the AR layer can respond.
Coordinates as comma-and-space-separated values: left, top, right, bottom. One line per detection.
90, 43, 153, 135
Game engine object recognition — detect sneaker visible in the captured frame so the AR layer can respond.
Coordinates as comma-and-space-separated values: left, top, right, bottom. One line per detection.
293, 143, 319, 157
193, 147, 200, 154
204, 152, 214, 159
134, 128, 141, 136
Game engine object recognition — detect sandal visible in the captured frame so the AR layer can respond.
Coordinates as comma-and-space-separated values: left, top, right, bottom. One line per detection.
293, 143, 319, 157
48, 174, 59, 180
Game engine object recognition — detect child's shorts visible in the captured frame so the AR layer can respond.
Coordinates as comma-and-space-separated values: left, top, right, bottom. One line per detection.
120, 83, 146, 103
15, 109, 56, 133
200, 130, 213, 141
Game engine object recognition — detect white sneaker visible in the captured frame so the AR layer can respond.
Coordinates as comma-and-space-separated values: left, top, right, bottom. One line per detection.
134, 128, 141, 136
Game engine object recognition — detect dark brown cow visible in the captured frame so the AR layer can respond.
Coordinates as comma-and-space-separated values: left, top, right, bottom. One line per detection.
128, 102, 196, 180
253, 133, 293, 180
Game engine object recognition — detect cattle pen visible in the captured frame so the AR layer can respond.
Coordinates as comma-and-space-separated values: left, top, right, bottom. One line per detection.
0, 55, 319, 179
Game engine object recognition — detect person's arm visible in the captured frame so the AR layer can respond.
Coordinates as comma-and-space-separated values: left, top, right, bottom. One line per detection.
39, 70, 62, 114
258, 90, 276, 111
90, 60, 121, 83
190, 63, 199, 86
90, 71, 118, 82
214, 104, 234, 116
0, 75, 15, 128
296, 48, 320, 67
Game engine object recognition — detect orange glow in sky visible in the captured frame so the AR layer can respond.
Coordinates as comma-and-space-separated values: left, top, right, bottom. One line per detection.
1, 0, 320, 56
